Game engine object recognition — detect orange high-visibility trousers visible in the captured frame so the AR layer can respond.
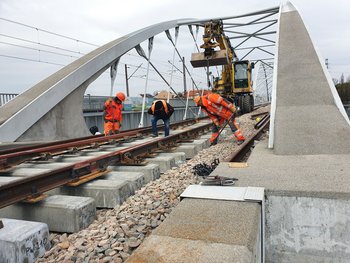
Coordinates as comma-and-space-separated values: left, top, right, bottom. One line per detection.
210, 118, 245, 145
229, 119, 245, 141
104, 121, 120, 136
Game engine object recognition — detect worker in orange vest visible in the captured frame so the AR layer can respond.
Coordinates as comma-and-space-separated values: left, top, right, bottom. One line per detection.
194, 93, 245, 145
147, 100, 174, 137
103, 92, 126, 135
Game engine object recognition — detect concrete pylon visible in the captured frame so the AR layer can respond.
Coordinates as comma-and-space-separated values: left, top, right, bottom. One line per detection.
269, 1, 350, 155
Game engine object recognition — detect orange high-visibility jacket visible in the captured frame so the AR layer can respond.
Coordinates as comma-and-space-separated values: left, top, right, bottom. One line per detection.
201, 93, 236, 122
104, 99, 123, 122
150, 100, 169, 115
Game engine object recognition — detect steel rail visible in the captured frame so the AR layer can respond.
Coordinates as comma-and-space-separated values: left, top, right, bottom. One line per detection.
250, 111, 269, 119
224, 114, 270, 162
0, 122, 212, 209
0, 117, 208, 170
0, 117, 207, 155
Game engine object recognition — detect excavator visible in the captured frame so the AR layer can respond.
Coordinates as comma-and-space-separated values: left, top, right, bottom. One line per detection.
190, 20, 255, 113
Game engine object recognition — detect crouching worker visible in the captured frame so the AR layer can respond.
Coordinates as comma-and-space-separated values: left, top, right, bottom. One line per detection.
103, 92, 125, 135
194, 93, 245, 145
147, 100, 174, 137
89, 126, 102, 135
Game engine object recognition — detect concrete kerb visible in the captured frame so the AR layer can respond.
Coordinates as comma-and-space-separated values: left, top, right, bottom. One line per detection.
0, 195, 96, 233
0, 218, 50, 263
126, 235, 254, 263
126, 198, 261, 263
211, 138, 350, 262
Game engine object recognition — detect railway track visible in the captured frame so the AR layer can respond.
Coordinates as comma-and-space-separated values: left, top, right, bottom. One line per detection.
0, 118, 212, 209
0, 107, 270, 262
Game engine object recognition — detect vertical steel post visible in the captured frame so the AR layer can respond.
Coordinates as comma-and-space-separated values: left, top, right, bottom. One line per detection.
125, 64, 130, 97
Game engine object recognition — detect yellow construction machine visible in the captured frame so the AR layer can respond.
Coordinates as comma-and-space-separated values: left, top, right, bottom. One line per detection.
190, 20, 255, 113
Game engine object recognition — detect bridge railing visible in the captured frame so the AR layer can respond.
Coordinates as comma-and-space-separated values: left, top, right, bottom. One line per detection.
0, 93, 18, 107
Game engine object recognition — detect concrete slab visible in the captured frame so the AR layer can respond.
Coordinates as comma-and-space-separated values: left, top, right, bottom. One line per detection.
108, 163, 160, 184
200, 133, 212, 139
80, 146, 130, 155
0, 176, 22, 186
127, 198, 261, 263
0, 195, 96, 233
79, 150, 112, 157
154, 198, 260, 248
212, 139, 350, 262
126, 235, 254, 263
17, 162, 72, 170
145, 155, 175, 173
212, 141, 350, 198
0, 218, 50, 263
98, 145, 128, 151
61, 179, 131, 208
0, 168, 51, 177
46, 171, 145, 198
58, 156, 95, 163
175, 144, 198, 159
194, 138, 210, 149
101, 171, 145, 193
120, 138, 155, 146
158, 152, 186, 166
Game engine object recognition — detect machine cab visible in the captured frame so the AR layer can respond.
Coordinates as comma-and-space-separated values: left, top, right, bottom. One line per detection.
233, 61, 254, 90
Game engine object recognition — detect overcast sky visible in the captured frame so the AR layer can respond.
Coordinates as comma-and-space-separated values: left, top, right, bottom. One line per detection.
0, 0, 349, 97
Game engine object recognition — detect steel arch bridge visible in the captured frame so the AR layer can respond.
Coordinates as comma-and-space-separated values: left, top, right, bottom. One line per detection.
0, 2, 348, 151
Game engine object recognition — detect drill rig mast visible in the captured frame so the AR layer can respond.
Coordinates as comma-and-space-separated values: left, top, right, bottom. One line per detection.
190, 20, 255, 113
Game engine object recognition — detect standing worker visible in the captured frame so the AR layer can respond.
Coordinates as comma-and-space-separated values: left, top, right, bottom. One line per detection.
103, 92, 126, 135
194, 93, 245, 145
147, 100, 174, 137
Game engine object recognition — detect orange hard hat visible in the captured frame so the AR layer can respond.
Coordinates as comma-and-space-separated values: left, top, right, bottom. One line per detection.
115, 92, 126, 102
193, 95, 201, 105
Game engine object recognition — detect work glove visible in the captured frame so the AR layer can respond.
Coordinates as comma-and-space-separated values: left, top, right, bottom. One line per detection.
230, 106, 237, 114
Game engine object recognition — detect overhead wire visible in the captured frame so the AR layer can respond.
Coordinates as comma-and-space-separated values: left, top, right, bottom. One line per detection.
0, 18, 204, 95
0, 17, 99, 47
0, 41, 80, 58
0, 33, 84, 55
